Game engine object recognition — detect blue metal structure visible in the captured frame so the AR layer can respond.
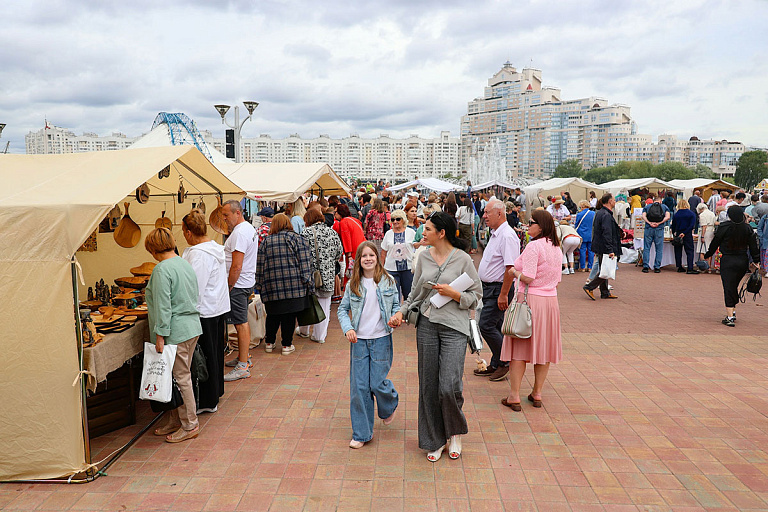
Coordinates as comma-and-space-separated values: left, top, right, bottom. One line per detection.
151, 112, 213, 161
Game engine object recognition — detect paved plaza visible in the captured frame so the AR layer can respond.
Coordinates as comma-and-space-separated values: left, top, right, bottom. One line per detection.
2, 262, 768, 511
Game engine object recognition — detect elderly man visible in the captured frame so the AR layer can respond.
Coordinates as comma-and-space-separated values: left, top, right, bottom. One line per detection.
475, 199, 521, 382
221, 200, 259, 381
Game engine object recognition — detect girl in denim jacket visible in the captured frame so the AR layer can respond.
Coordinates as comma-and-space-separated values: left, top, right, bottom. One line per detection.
337, 241, 401, 449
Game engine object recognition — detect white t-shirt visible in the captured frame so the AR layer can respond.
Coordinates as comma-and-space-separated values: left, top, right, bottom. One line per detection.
457, 205, 474, 224
356, 277, 388, 339
182, 241, 231, 318
224, 221, 258, 289
381, 228, 416, 271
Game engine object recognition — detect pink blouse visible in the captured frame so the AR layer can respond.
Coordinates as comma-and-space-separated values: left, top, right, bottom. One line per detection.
514, 238, 562, 296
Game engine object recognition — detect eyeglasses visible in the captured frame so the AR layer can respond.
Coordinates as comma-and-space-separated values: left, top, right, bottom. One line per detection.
529, 220, 538, 225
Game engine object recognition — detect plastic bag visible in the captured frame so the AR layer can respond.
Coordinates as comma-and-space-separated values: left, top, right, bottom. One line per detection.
139, 342, 177, 403
598, 254, 617, 280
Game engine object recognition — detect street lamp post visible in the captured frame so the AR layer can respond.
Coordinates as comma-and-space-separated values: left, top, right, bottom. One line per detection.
213, 101, 258, 163
0, 123, 7, 154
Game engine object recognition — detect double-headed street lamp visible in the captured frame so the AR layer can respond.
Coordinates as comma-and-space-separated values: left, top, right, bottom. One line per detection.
0, 123, 7, 154
213, 101, 258, 163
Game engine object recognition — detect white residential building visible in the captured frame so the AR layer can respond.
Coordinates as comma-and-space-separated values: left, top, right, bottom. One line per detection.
25, 123, 139, 154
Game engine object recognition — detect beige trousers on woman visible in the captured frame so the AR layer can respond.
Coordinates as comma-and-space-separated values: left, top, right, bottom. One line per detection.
170, 336, 200, 431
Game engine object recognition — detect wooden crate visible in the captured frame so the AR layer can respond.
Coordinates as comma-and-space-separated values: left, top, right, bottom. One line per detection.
86, 357, 141, 438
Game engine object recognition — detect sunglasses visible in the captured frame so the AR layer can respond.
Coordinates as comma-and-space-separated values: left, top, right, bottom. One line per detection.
529, 220, 538, 225
391, 218, 403, 222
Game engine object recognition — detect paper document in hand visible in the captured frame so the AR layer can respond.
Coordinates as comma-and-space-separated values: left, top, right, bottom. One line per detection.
430, 272, 474, 309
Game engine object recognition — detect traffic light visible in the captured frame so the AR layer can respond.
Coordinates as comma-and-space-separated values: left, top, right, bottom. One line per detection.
225, 129, 235, 159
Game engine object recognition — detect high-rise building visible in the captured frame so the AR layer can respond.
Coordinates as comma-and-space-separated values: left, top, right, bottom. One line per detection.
461, 62, 653, 179
202, 131, 459, 182
25, 123, 139, 154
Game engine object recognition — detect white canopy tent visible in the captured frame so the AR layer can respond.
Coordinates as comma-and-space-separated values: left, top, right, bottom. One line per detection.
523, 177, 607, 211
472, 179, 521, 191
668, 179, 737, 201
221, 162, 351, 203
0, 146, 243, 481
602, 178, 680, 196
387, 178, 462, 193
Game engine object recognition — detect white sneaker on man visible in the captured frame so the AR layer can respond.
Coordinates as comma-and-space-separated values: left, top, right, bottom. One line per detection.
282, 345, 296, 355
223, 366, 250, 381
294, 327, 310, 338
264, 343, 275, 353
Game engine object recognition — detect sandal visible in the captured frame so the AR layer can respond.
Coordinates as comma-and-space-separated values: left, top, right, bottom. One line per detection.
154, 423, 181, 436
448, 436, 462, 459
501, 398, 522, 411
383, 409, 396, 426
427, 445, 445, 462
349, 440, 365, 449
165, 426, 199, 443
527, 394, 542, 408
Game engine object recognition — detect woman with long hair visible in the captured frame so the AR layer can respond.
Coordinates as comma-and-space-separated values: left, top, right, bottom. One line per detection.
456, 196, 475, 253
404, 201, 420, 231
501, 209, 563, 412
338, 242, 401, 449
364, 197, 388, 252
704, 206, 760, 326
444, 192, 458, 225
389, 212, 481, 462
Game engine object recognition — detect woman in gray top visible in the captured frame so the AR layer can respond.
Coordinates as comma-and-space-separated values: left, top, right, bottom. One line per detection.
389, 212, 481, 462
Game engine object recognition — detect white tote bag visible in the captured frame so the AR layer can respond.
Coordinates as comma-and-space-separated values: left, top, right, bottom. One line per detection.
598, 254, 617, 280
139, 342, 177, 403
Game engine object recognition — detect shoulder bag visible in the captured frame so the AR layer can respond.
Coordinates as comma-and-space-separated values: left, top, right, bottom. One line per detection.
501, 283, 532, 339
311, 228, 323, 289
405, 248, 457, 325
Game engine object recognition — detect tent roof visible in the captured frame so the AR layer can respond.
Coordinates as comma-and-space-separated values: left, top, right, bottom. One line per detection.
523, 177, 607, 195
221, 162, 351, 203
667, 178, 736, 190
0, 145, 243, 208
473, 179, 521, 190
387, 178, 461, 193
601, 178, 680, 194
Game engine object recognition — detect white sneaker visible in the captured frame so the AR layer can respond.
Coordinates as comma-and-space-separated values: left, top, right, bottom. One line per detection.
310, 337, 325, 344
196, 406, 218, 414
562, 268, 569, 275
294, 327, 310, 338
282, 345, 296, 355
569, 268, 575, 274
264, 343, 275, 353
223, 366, 250, 382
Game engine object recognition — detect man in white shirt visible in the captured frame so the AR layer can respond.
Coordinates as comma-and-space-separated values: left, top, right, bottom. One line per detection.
221, 200, 259, 381
476, 199, 521, 382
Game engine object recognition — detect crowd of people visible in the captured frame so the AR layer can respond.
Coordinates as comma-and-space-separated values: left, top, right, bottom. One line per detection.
140, 181, 763, 458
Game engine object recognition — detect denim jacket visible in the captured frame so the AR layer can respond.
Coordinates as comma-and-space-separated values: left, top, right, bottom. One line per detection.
337, 275, 400, 335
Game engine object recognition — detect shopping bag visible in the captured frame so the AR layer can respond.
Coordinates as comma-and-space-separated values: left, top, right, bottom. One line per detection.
139, 342, 177, 403
598, 254, 617, 280
297, 294, 327, 326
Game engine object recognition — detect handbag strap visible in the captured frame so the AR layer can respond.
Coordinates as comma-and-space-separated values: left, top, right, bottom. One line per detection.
312, 226, 320, 263
575, 211, 587, 232
416, 247, 458, 310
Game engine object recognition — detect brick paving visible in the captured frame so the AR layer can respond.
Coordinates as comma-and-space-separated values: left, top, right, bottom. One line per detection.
2, 262, 768, 511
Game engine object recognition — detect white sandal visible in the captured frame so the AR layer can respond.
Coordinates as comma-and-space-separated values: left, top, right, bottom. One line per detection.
448, 435, 462, 459
349, 440, 365, 449
427, 445, 445, 462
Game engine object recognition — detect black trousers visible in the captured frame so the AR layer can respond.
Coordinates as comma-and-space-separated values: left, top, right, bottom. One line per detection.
197, 313, 228, 410
720, 254, 749, 308
265, 312, 299, 347
479, 282, 513, 369
674, 233, 695, 270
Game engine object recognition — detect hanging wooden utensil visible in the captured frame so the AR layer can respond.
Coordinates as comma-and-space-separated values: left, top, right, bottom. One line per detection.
196, 196, 206, 214
209, 196, 229, 235
158, 165, 171, 179
177, 182, 186, 204
114, 202, 141, 248
135, 183, 150, 204
155, 206, 172, 230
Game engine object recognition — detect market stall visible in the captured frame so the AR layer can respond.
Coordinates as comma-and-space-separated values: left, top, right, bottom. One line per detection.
602, 177, 681, 196
387, 177, 462, 193
632, 234, 699, 267
523, 177, 607, 212
0, 146, 243, 481
667, 178, 736, 202
221, 162, 350, 203
472, 179, 522, 191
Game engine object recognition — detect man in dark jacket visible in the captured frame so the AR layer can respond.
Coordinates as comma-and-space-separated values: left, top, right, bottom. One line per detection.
583, 194, 622, 300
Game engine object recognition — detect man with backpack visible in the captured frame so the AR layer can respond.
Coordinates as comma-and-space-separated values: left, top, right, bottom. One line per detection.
641, 194, 671, 273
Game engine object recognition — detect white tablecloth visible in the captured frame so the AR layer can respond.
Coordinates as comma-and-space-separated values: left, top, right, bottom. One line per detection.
633, 239, 677, 267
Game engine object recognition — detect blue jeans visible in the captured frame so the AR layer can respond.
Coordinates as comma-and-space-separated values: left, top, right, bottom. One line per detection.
643, 226, 664, 269
350, 334, 398, 443
579, 241, 593, 270
392, 269, 413, 302
588, 253, 600, 281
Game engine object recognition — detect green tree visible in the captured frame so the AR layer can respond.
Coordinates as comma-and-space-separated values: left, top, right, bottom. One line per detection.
652, 161, 696, 181
734, 150, 768, 191
624, 160, 655, 179
693, 163, 717, 179
553, 159, 583, 178
583, 166, 617, 184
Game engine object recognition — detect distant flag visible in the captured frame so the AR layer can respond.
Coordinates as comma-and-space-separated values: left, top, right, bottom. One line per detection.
45, 119, 50, 130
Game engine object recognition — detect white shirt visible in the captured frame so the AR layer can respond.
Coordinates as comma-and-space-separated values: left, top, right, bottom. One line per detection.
224, 221, 258, 289
477, 221, 520, 282
547, 204, 570, 221
518, 193, 526, 210
182, 241, 231, 318
381, 228, 416, 271
356, 277, 388, 339
457, 205, 474, 224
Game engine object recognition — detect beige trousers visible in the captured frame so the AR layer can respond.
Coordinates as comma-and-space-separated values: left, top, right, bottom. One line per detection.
170, 336, 200, 430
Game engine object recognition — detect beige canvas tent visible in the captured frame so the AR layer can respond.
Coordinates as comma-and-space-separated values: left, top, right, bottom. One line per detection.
0, 146, 243, 481
667, 178, 737, 202
523, 177, 607, 211
221, 162, 351, 203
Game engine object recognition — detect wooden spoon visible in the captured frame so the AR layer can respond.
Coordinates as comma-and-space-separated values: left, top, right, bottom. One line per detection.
114, 202, 141, 248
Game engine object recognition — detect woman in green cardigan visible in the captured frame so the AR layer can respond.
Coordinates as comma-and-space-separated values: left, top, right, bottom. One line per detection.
144, 228, 203, 443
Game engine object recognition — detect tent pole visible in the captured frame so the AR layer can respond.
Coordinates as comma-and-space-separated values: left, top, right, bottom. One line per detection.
72, 258, 95, 479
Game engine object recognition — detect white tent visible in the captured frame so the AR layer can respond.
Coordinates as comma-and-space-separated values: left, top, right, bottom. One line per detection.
387, 178, 461, 193
523, 177, 607, 211
668, 178, 737, 201
472, 179, 521, 191
602, 178, 680, 196
0, 146, 243, 481
221, 162, 351, 203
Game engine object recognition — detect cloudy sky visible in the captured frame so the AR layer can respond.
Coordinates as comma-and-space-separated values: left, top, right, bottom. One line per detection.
2, 0, 766, 153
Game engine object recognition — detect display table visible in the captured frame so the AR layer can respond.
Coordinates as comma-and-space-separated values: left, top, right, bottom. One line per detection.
83, 319, 148, 393
633, 236, 698, 268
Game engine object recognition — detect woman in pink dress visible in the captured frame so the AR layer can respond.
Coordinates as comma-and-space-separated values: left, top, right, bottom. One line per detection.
501, 209, 563, 411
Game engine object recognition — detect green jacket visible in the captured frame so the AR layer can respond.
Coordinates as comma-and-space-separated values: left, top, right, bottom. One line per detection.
145, 256, 202, 345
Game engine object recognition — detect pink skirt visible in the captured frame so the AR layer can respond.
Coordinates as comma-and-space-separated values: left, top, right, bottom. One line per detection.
500, 293, 562, 364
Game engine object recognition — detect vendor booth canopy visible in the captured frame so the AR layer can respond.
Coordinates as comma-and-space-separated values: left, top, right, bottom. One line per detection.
0, 146, 243, 481
220, 162, 351, 203
667, 178, 737, 200
472, 179, 523, 191
601, 178, 681, 196
523, 177, 607, 212
387, 178, 462, 193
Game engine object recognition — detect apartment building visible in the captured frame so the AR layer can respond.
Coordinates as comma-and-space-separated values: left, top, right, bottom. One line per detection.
25, 123, 138, 154
203, 131, 459, 182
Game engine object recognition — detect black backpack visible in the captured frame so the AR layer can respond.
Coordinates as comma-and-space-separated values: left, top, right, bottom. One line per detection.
739, 269, 762, 302
646, 202, 665, 223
